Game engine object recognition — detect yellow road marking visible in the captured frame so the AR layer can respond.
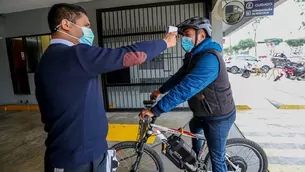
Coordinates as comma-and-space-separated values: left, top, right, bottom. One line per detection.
279, 105, 305, 109
107, 124, 156, 144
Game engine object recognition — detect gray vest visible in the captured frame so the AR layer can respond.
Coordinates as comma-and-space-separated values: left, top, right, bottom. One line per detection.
185, 49, 235, 117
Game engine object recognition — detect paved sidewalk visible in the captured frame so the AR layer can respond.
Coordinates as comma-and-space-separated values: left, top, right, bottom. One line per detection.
235, 110, 305, 172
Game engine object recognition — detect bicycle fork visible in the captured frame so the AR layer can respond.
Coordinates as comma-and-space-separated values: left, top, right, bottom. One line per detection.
131, 131, 152, 172
130, 143, 145, 172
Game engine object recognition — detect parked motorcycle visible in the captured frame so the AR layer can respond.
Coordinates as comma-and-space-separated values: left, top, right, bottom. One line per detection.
283, 63, 305, 81
241, 62, 253, 78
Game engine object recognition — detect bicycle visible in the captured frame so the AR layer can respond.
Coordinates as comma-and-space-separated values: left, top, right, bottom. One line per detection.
111, 100, 268, 172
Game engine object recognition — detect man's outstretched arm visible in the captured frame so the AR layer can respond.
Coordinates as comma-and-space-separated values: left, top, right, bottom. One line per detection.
76, 33, 177, 75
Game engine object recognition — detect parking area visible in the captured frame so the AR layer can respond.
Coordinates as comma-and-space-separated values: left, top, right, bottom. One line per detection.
228, 71, 305, 109
1, 73, 305, 172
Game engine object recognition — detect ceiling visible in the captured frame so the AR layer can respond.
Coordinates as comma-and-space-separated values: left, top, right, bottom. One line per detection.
0, 0, 93, 14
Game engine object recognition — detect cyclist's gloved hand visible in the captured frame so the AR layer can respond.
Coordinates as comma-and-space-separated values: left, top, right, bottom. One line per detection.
139, 109, 155, 120
150, 90, 161, 101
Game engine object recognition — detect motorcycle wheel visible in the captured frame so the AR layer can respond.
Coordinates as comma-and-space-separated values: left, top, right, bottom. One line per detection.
286, 74, 290, 79
242, 71, 250, 78
297, 76, 305, 81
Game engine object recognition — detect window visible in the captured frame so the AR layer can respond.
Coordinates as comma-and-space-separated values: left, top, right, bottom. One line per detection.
6, 34, 51, 95
245, 56, 258, 61
24, 35, 51, 73
236, 56, 246, 60
139, 54, 165, 70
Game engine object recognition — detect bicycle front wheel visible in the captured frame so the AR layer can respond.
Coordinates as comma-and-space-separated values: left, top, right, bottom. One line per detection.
111, 141, 164, 172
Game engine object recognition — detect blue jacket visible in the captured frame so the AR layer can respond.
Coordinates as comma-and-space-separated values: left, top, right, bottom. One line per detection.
151, 38, 222, 116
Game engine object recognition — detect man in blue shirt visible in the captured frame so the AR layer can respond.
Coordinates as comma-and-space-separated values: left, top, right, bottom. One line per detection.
35, 3, 177, 172
139, 17, 236, 172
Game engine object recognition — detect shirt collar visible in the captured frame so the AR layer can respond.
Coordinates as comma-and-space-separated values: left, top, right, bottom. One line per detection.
50, 39, 75, 46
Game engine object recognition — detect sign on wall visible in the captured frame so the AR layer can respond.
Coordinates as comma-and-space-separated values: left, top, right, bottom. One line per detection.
244, 0, 275, 17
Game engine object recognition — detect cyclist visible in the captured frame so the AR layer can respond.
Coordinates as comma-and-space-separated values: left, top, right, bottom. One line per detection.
139, 17, 236, 172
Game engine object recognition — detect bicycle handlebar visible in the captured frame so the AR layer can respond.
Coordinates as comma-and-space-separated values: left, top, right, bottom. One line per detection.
144, 115, 157, 124
142, 98, 157, 124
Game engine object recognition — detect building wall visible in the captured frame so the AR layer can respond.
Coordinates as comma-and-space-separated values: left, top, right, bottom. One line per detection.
0, 0, 223, 105
0, 17, 17, 105
0, 0, 179, 105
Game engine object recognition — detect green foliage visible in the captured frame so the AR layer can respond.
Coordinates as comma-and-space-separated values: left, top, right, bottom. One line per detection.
264, 38, 283, 44
224, 47, 231, 54
285, 38, 305, 47
237, 38, 256, 50
285, 38, 305, 54
232, 45, 240, 53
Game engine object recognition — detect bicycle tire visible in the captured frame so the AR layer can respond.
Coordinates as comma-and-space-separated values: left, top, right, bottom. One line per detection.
111, 141, 165, 172
203, 138, 268, 172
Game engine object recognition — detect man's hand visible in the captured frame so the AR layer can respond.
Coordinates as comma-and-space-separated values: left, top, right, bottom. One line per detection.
163, 32, 178, 48
150, 90, 161, 100
139, 109, 154, 120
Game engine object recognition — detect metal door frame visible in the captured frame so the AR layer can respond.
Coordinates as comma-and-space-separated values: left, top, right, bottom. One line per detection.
96, 0, 212, 111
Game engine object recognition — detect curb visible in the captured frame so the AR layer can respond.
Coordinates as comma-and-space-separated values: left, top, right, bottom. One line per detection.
278, 105, 305, 109
235, 105, 251, 110
0, 104, 253, 111
3, 104, 305, 111
0, 104, 39, 111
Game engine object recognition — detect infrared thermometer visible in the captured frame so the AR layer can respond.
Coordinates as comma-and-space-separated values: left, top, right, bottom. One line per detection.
166, 26, 178, 33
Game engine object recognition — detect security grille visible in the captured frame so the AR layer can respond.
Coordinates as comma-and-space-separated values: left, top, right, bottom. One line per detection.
96, 0, 207, 111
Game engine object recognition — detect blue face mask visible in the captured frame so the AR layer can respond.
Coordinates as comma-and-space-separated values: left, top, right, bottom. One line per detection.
57, 21, 94, 46
78, 27, 94, 46
181, 36, 194, 52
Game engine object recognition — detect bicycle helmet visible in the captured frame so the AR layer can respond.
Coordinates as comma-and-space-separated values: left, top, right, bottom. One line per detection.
176, 17, 212, 37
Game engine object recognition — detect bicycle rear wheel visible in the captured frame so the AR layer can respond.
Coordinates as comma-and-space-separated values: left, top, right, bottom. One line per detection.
111, 141, 164, 172
203, 138, 268, 172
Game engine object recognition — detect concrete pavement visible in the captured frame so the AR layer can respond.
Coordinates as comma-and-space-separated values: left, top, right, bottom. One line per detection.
229, 72, 305, 109
1, 109, 305, 171
235, 109, 305, 172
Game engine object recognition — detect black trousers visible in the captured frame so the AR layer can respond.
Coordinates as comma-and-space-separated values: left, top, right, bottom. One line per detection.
45, 153, 107, 172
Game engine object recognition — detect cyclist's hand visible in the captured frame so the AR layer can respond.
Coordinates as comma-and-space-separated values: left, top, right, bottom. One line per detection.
139, 109, 154, 120
150, 90, 161, 101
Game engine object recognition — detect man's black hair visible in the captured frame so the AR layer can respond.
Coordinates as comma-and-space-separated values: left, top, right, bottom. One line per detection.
48, 3, 87, 33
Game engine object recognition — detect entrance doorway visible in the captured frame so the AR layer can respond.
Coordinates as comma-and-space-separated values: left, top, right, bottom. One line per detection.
97, 0, 208, 111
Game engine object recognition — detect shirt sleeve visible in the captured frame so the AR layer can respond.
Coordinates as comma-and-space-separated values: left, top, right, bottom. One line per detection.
75, 40, 167, 75
151, 53, 220, 116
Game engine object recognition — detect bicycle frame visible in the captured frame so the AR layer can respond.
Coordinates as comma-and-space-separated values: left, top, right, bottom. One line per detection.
129, 100, 240, 172
131, 119, 240, 172
149, 123, 208, 160
131, 118, 208, 172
